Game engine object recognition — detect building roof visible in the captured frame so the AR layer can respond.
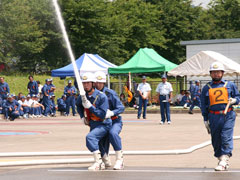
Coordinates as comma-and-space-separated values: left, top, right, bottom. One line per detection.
180, 38, 240, 46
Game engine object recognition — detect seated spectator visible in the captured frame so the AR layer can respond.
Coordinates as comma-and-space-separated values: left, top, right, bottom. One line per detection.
180, 91, 191, 108
128, 92, 137, 108
120, 93, 127, 106
25, 94, 34, 118
57, 94, 67, 116
17, 92, 23, 101
3, 94, 20, 121
18, 96, 31, 119
174, 90, 185, 106
0, 97, 3, 114
31, 95, 45, 117
50, 94, 57, 117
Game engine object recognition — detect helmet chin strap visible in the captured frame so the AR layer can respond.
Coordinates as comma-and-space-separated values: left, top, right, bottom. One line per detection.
86, 88, 93, 93
86, 82, 95, 94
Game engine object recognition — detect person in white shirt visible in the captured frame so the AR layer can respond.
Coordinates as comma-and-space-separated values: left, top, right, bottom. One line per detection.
18, 96, 30, 119
156, 75, 173, 124
25, 94, 34, 118
174, 90, 185, 106
31, 95, 45, 117
137, 76, 151, 119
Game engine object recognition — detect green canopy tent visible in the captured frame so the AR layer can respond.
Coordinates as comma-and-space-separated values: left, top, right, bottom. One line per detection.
108, 48, 178, 95
108, 48, 177, 74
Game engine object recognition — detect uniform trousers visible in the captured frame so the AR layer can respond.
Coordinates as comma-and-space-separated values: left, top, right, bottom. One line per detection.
86, 119, 112, 152
99, 118, 123, 156
159, 95, 171, 122
208, 110, 235, 157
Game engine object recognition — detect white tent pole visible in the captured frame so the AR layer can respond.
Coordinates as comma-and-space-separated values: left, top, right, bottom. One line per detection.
129, 72, 132, 91
107, 74, 110, 89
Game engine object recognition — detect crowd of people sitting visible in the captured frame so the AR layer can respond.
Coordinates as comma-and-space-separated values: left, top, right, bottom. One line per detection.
0, 74, 200, 121
0, 76, 74, 121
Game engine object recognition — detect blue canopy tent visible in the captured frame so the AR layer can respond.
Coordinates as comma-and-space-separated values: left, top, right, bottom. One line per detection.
51, 53, 117, 78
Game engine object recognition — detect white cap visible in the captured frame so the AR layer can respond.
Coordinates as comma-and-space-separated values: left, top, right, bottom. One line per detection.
210, 62, 225, 72
81, 72, 96, 82
94, 71, 106, 83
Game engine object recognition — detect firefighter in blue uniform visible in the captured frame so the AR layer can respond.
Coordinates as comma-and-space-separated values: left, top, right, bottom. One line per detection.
76, 72, 112, 171
50, 94, 56, 117
201, 62, 240, 171
189, 80, 195, 99
42, 79, 51, 117
3, 94, 21, 121
64, 80, 77, 116
27, 75, 39, 97
0, 77, 10, 100
188, 80, 201, 114
48, 78, 56, 96
57, 94, 67, 115
94, 71, 125, 170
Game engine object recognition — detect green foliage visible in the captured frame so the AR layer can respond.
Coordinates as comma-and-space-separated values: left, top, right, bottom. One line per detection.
61, 0, 166, 65
149, 0, 210, 64
4, 74, 74, 99
207, 0, 240, 38
0, 0, 68, 72
0, 0, 240, 74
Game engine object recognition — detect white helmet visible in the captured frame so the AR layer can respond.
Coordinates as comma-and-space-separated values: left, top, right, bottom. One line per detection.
81, 72, 96, 82
209, 62, 225, 72
94, 71, 106, 83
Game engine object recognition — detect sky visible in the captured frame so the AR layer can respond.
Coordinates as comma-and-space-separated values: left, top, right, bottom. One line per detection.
191, 0, 212, 9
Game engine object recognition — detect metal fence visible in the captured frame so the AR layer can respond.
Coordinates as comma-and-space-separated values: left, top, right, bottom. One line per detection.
110, 79, 240, 105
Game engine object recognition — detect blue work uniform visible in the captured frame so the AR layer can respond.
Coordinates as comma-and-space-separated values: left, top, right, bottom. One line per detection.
64, 85, 77, 116
57, 98, 66, 113
201, 80, 240, 158
3, 99, 20, 120
42, 84, 51, 116
189, 85, 201, 111
20, 101, 31, 115
156, 82, 173, 123
0, 82, 10, 100
189, 81, 195, 99
0, 97, 3, 114
76, 89, 112, 152
49, 83, 56, 96
50, 98, 56, 115
99, 87, 125, 156
27, 80, 39, 96
180, 95, 191, 107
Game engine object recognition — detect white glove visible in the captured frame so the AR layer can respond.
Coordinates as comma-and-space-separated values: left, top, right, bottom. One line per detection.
229, 98, 237, 105
105, 109, 114, 119
204, 121, 211, 134
81, 117, 89, 126
81, 95, 88, 103
82, 100, 92, 109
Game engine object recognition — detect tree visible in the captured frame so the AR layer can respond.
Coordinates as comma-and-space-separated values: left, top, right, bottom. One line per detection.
147, 0, 209, 64
207, 0, 240, 39
60, 0, 166, 65
0, 0, 68, 73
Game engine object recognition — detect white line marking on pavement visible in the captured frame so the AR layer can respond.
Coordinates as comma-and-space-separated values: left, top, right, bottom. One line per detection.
48, 169, 240, 173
